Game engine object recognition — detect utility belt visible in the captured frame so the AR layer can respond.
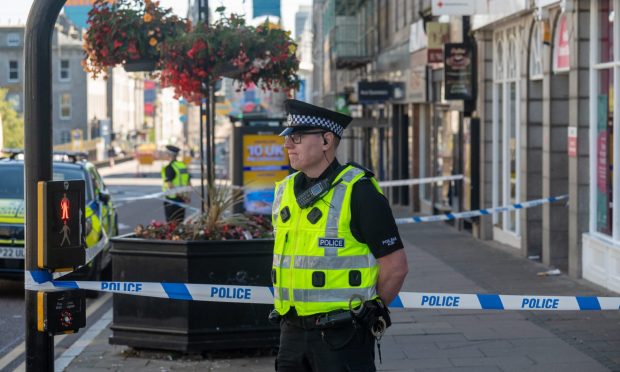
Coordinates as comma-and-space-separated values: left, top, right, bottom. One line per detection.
270, 298, 392, 362
270, 297, 392, 332
278, 308, 354, 330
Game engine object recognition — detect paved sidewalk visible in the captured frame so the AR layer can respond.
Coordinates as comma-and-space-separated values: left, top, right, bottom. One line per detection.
64, 214, 620, 371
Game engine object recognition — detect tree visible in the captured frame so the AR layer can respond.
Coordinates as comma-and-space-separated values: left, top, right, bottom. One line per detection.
0, 88, 24, 148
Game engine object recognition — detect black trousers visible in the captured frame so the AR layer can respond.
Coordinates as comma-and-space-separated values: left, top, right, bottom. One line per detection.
164, 199, 185, 222
276, 315, 376, 372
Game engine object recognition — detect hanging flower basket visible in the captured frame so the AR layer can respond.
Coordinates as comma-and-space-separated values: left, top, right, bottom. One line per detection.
82, 0, 189, 78
160, 7, 301, 103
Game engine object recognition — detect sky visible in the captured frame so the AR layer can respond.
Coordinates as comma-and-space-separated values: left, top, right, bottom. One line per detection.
0, 0, 312, 35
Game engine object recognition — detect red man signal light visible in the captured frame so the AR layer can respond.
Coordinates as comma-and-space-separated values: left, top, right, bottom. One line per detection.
60, 193, 70, 222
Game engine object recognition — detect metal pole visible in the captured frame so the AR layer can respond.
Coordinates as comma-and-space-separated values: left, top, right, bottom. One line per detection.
210, 85, 216, 183
24, 1, 66, 370
206, 84, 213, 192
197, 0, 208, 212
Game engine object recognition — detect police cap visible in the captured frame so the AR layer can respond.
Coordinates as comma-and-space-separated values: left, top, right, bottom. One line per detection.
279, 99, 352, 139
165, 145, 180, 155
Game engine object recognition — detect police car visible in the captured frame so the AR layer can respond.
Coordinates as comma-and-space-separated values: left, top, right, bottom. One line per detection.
0, 150, 118, 280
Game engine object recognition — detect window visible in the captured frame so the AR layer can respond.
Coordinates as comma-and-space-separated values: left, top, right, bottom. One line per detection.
60, 130, 71, 144
529, 22, 543, 80
8, 60, 18, 82
493, 28, 522, 237
60, 93, 72, 119
6, 33, 20, 47
591, 0, 616, 237
59, 60, 70, 81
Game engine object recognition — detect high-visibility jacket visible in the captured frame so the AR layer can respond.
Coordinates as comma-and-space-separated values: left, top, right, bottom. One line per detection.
85, 204, 101, 248
161, 160, 190, 199
271, 164, 381, 316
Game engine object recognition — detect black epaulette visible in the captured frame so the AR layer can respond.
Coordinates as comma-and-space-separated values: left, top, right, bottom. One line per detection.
346, 161, 375, 178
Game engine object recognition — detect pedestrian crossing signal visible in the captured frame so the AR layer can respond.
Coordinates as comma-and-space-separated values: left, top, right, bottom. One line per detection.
37, 180, 85, 271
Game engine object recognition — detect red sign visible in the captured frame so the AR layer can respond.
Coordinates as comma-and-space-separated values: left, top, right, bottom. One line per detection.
567, 127, 577, 157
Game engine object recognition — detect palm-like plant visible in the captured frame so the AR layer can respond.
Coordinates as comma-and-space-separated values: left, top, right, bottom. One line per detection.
134, 183, 272, 241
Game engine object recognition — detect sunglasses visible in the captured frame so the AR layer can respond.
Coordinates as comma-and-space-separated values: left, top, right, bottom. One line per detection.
285, 130, 327, 144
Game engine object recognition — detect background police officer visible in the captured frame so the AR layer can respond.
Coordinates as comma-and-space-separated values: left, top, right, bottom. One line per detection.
161, 145, 190, 223
271, 99, 408, 371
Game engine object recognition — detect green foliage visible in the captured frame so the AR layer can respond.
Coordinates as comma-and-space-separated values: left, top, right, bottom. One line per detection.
0, 89, 24, 148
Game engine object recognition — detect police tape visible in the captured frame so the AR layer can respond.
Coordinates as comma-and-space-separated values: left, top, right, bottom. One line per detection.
395, 195, 569, 224
113, 186, 194, 204
113, 176, 462, 206
23, 277, 620, 311
378, 175, 464, 187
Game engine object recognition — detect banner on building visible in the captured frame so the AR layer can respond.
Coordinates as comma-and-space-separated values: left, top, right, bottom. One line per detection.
427, 23, 450, 63
553, 13, 569, 72
444, 43, 475, 100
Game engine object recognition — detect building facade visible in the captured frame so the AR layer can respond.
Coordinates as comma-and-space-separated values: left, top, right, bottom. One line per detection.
312, 0, 620, 293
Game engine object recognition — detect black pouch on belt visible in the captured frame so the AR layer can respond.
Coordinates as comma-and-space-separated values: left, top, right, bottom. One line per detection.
354, 298, 392, 329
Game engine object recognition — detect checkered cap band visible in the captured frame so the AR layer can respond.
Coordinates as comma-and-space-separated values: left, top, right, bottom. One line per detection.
287, 114, 344, 138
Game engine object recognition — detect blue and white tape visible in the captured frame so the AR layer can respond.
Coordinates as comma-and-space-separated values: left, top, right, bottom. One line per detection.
378, 175, 464, 188
395, 195, 569, 224
24, 277, 620, 311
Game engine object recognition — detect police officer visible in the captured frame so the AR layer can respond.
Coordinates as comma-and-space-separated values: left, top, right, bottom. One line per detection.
161, 145, 190, 223
271, 100, 408, 371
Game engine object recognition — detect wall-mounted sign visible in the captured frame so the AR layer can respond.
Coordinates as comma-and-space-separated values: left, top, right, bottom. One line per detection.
553, 13, 569, 72
358, 81, 393, 103
409, 20, 427, 53
432, 0, 475, 15
568, 127, 577, 157
444, 43, 475, 100
427, 22, 450, 63
408, 53, 428, 102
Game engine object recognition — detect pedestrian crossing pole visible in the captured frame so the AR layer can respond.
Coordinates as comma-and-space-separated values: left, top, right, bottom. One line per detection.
24, 0, 67, 370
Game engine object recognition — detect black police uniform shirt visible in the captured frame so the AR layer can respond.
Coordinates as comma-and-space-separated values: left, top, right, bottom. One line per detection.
293, 160, 404, 258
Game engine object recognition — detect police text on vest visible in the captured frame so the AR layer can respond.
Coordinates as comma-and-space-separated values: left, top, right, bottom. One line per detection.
318, 238, 345, 248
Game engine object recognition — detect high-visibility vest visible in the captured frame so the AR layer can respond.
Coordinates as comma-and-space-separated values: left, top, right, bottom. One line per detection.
85, 204, 100, 248
161, 160, 190, 199
271, 165, 382, 316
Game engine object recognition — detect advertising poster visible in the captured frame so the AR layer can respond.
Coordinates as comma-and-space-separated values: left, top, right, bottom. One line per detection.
597, 95, 609, 233
444, 43, 475, 100
242, 134, 289, 214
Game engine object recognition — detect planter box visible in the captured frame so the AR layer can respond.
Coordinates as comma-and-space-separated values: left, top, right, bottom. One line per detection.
109, 234, 280, 352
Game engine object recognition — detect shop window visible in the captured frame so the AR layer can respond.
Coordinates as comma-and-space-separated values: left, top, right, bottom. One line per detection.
599, 0, 614, 63
493, 28, 521, 237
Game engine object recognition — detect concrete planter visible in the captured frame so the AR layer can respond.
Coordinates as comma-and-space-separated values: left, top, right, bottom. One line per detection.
109, 234, 279, 352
